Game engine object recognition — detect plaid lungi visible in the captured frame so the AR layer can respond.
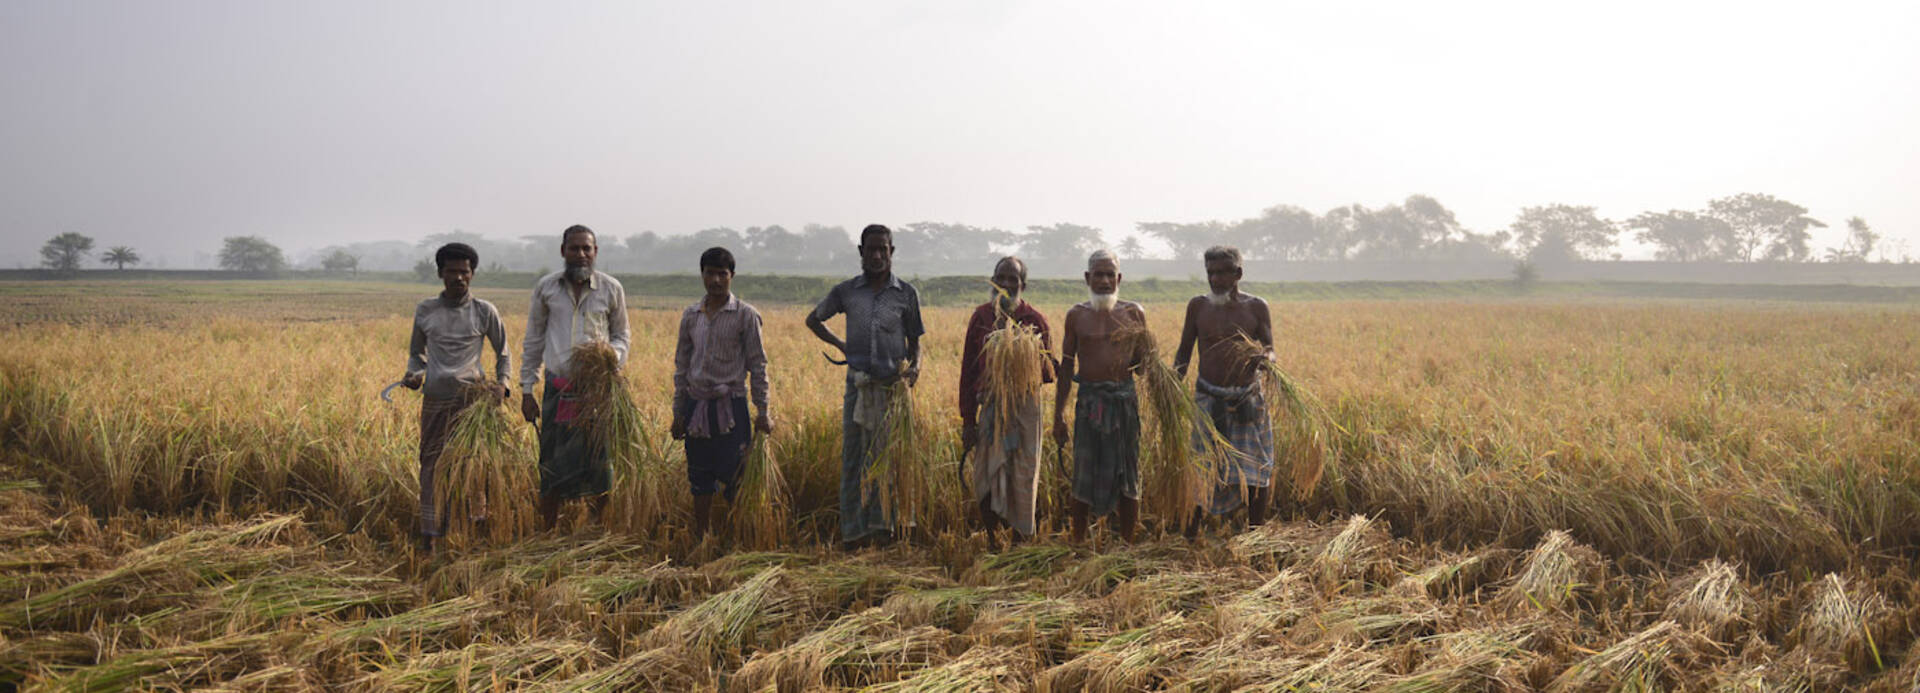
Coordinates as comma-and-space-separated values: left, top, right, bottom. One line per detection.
538, 375, 611, 499
1194, 377, 1275, 515
1071, 378, 1140, 518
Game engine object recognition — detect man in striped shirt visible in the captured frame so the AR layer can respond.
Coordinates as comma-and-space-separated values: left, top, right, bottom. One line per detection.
671, 247, 774, 541
520, 224, 631, 530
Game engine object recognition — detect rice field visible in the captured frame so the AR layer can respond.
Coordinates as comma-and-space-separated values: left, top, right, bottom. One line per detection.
4, 281, 1920, 689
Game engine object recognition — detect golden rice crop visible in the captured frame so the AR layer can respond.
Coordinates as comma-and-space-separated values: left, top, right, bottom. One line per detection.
567, 341, 680, 534
730, 435, 790, 550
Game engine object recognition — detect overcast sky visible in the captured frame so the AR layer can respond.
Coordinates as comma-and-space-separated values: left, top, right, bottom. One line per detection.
3, 1, 1916, 268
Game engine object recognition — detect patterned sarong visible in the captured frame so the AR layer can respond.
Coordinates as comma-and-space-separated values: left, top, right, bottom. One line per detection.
417, 396, 466, 538
839, 372, 899, 542
538, 375, 611, 499
1071, 378, 1140, 518
1193, 377, 1275, 515
974, 393, 1042, 536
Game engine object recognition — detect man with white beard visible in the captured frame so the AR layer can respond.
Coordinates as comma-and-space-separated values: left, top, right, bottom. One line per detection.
1173, 245, 1277, 536
1052, 250, 1148, 544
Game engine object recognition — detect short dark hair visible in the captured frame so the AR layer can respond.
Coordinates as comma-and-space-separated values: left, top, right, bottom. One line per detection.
434, 242, 479, 271
699, 247, 736, 273
858, 224, 892, 246
561, 224, 596, 244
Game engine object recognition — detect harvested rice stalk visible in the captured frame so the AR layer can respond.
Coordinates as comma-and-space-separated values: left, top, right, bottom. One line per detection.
1215, 569, 1315, 646
881, 586, 1029, 632
1111, 321, 1230, 528
730, 436, 789, 551
735, 608, 898, 692
1388, 624, 1540, 692
435, 381, 537, 545
0, 514, 302, 630
532, 644, 704, 692
1665, 559, 1754, 640
1311, 513, 1390, 585
306, 596, 502, 661
1498, 530, 1602, 613
1792, 573, 1889, 672
1192, 645, 1391, 692
1037, 615, 1208, 692
1548, 620, 1715, 692
357, 639, 608, 692
980, 320, 1048, 439
216, 571, 413, 626
1228, 519, 1338, 572
971, 543, 1076, 583
863, 374, 933, 532
640, 566, 798, 661
1291, 594, 1443, 647
869, 644, 1036, 692
568, 341, 678, 535
36, 632, 271, 692
1222, 333, 1341, 501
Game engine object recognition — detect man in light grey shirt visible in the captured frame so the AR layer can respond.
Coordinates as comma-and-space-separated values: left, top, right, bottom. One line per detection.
520, 224, 630, 529
402, 242, 509, 553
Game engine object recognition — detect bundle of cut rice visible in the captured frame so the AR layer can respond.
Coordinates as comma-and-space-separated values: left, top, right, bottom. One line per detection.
435, 380, 536, 545
1222, 333, 1341, 503
863, 371, 932, 534
729, 436, 789, 550
567, 341, 678, 533
1111, 321, 1229, 530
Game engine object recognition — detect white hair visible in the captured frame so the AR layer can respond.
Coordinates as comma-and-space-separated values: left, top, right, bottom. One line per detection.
1087, 249, 1118, 270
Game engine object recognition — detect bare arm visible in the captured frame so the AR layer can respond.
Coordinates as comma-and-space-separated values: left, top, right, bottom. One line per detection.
805, 313, 846, 354
1053, 308, 1079, 426
1172, 298, 1201, 379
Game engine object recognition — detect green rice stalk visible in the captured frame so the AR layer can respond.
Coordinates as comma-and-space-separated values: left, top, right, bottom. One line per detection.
35, 632, 270, 693
867, 644, 1035, 692
880, 586, 1022, 632
216, 571, 413, 627
972, 543, 1076, 583
306, 596, 501, 659
435, 380, 537, 545
729, 435, 790, 551
531, 645, 704, 692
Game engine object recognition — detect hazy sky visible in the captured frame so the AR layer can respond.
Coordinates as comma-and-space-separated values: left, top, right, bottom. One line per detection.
3, 1, 1916, 267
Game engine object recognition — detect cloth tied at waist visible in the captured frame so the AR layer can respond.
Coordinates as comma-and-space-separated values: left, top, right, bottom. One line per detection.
549, 375, 580, 424
685, 383, 738, 439
850, 371, 900, 432
1196, 377, 1263, 424
1075, 377, 1137, 434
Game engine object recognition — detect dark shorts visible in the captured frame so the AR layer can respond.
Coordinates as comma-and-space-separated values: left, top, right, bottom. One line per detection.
685, 396, 751, 498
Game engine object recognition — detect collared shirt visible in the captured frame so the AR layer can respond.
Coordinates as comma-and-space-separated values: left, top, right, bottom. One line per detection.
673, 293, 770, 414
811, 273, 926, 377
406, 294, 511, 401
958, 300, 1054, 428
520, 269, 631, 390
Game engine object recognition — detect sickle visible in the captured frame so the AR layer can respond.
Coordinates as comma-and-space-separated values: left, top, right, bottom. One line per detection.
380, 381, 406, 403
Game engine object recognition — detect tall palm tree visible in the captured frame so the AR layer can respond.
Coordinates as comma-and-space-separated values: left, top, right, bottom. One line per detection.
102, 246, 141, 270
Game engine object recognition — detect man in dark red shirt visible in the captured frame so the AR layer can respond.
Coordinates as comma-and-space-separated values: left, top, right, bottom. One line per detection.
959, 256, 1055, 548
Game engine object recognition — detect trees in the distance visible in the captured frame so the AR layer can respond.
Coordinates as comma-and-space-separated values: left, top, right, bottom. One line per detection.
101, 246, 141, 270
1707, 193, 1826, 262
1508, 205, 1618, 263
320, 249, 359, 275
218, 236, 286, 273
1625, 210, 1734, 262
1825, 217, 1878, 263
40, 232, 94, 273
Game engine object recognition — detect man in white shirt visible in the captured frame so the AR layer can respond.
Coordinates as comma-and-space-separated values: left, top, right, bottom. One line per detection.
520, 224, 631, 530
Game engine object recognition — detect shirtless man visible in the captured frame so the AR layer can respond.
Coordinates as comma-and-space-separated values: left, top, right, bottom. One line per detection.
1173, 245, 1277, 534
1052, 249, 1148, 543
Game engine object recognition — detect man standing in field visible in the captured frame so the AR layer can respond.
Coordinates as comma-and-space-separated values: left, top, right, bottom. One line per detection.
806, 224, 925, 550
402, 242, 511, 554
1053, 249, 1147, 544
1173, 245, 1277, 534
520, 225, 632, 530
959, 256, 1055, 548
670, 247, 774, 541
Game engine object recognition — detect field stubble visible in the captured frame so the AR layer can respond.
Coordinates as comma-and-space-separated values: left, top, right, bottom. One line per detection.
4, 287, 1920, 688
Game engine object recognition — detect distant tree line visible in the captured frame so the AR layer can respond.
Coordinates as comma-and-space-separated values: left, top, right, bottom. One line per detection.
29, 191, 1890, 277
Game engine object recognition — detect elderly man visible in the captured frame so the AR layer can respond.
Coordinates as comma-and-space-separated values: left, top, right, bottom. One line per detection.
1173, 245, 1277, 534
520, 224, 631, 530
959, 256, 1054, 548
1052, 249, 1148, 544
805, 224, 925, 550
671, 247, 774, 541
403, 242, 510, 554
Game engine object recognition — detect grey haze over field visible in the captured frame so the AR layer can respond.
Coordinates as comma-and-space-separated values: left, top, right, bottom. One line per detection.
2, 1, 1916, 270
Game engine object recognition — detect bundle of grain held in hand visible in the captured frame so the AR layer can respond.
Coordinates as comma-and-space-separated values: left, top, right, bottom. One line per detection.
435, 381, 536, 545
568, 341, 679, 533
1113, 321, 1229, 526
1222, 333, 1338, 501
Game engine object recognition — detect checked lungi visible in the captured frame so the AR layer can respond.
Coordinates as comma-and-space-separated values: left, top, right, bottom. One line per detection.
1071, 378, 1141, 518
973, 393, 1042, 536
417, 395, 472, 538
538, 374, 611, 499
1193, 377, 1276, 515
